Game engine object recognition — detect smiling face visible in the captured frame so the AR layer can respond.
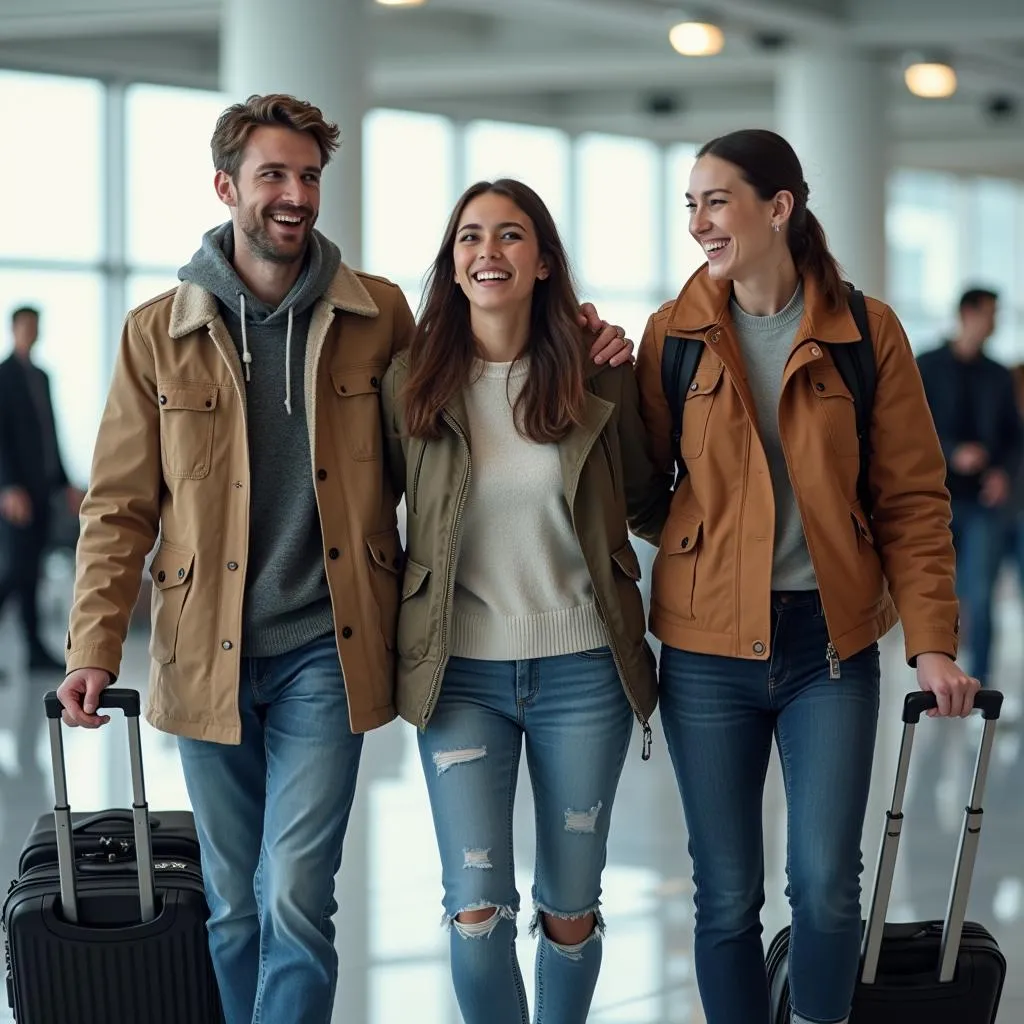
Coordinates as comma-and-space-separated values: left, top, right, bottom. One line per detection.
215, 125, 322, 265
686, 153, 791, 283
452, 191, 549, 317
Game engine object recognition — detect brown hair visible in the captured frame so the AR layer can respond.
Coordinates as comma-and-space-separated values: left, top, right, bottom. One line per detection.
697, 129, 847, 311
403, 179, 588, 443
211, 94, 341, 179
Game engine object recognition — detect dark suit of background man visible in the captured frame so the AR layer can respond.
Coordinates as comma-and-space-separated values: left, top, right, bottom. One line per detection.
0, 306, 84, 674
917, 287, 1023, 687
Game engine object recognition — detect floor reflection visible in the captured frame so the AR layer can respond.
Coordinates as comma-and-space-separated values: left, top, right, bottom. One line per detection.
1, 560, 1022, 1022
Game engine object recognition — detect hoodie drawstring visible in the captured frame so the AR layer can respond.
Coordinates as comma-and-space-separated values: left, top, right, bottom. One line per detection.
239, 293, 253, 382
284, 307, 294, 416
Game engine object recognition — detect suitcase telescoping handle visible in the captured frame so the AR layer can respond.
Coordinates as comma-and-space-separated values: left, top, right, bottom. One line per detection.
43, 688, 157, 926
860, 689, 1003, 986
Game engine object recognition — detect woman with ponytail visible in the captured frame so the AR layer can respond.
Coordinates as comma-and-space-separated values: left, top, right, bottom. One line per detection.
634, 129, 978, 1024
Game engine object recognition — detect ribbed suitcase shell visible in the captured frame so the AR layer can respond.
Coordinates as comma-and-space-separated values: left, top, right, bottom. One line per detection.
767, 920, 1006, 1023
4, 862, 222, 1024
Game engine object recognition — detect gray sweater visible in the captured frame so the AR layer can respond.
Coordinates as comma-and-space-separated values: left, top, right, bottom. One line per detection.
731, 284, 817, 591
178, 224, 340, 657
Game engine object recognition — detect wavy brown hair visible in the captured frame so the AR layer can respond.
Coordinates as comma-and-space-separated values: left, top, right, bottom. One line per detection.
402, 179, 588, 442
698, 129, 847, 312
211, 94, 341, 179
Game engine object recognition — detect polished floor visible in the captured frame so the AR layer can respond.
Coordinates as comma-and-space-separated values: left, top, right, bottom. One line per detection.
1, 548, 1022, 1022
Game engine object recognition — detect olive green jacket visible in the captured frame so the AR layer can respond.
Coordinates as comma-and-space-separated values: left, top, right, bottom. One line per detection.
382, 351, 670, 752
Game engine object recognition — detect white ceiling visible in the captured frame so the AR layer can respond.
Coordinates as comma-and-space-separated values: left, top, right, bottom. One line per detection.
2, 0, 1023, 179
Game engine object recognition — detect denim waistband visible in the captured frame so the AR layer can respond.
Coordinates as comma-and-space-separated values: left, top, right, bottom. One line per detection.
770, 589, 823, 615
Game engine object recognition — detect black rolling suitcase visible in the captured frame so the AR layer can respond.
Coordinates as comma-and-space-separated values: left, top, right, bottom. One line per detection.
2, 688, 223, 1024
767, 689, 1007, 1023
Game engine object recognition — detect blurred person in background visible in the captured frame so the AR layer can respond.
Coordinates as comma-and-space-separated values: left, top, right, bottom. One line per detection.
53, 93, 632, 1024
917, 288, 1022, 687
635, 128, 976, 1024
383, 178, 667, 1024
0, 306, 84, 677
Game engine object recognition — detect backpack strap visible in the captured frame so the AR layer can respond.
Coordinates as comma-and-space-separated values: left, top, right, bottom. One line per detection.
661, 335, 704, 491
826, 287, 876, 516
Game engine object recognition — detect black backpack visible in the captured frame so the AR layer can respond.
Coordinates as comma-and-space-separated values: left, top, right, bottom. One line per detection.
660, 286, 876, 515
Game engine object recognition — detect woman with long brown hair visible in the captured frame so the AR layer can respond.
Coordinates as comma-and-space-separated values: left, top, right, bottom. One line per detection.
635, 129, 979, 1024
382, 178, 666, 1024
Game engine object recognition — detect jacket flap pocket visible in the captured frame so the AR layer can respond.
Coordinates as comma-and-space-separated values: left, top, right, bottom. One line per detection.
332, 367, 385, 398
809, 365, 852, 401
366, 528, 403, 575
611, 542, 642, 581
401, 559, 432, 600
663, 513, 703, 555
685, 363, 724, 399
850, 505, 875, 544
150, 541, 195, 589
158, 382, 219, 412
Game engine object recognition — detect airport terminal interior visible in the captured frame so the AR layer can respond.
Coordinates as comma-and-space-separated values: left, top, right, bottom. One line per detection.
2, 0, 1024, 1020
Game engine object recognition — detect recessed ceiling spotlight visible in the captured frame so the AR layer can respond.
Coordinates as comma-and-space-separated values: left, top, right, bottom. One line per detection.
669, 22, 724, 57
904, 59, 957, 99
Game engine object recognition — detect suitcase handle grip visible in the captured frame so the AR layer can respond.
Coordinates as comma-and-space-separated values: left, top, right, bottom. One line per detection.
903, 689, 1002, 723
44, 688, 141, 720
72, 810, 163, 834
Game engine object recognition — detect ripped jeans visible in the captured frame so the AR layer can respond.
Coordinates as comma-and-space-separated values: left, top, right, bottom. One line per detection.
418, 650, 634, 1024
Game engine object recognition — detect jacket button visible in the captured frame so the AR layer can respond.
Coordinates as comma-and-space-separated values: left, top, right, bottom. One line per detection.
753, 641, 766, 655
329, 547, 340, 560
707, 329, 720, 344
222, 640, 233, 651
177, 568, 185, 578
205, 399, 212, 408
341, 626, 353, 639
159, 395, 167, 405
340, 385, 348, 394
815, 381, 825, 391
680, 536, 690, 549
157, 570, 166, 582
370, 376, 379, 388
689, 382, 699, 391
810, 346, 821, 357
317, 469, 327, 481
227, 561, 238, 571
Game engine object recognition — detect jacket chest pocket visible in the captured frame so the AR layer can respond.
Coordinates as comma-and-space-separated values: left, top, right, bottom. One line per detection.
331, 366, 385, 462
157, 382, 219, 480
681, 364, 724, 460
808, 366, 860, 459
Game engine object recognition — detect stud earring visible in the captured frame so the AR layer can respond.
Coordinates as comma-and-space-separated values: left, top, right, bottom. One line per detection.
772, 222, 781, 233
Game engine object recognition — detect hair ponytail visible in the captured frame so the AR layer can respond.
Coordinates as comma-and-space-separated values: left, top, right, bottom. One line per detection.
789, 209, 846, 312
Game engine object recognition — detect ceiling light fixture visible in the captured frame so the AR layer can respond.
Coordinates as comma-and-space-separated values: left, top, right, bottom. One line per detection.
669, 21, 724, 58
375, 0, 428, 7
904, 60, 957, 99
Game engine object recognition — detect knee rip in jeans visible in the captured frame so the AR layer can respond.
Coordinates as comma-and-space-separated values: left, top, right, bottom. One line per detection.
432, 746, 487, 775
530, 902, 605, 959
563, 800, 602, 834
446, 902, 516, 940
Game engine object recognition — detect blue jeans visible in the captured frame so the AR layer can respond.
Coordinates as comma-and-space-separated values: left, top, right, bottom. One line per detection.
951, 498, 1008, 685
177, 634, 363, 1024
418, 650, 634, 1024
659, 592, 880, 1024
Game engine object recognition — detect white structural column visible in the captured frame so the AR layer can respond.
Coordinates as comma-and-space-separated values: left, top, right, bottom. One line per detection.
221, 0, 366, 266
777, 49, 888, 300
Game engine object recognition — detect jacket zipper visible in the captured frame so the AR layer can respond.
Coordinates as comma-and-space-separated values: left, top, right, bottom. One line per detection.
776, 348, 842, 681
411, 442, 426, 515
421, 412, 471, 725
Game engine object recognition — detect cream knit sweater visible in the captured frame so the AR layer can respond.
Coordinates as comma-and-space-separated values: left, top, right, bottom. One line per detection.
449, 358, 609, 660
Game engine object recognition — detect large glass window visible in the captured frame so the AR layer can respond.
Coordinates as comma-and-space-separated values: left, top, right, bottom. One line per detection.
126, 84, 228, 270
1, 71, 103, 262
463, 121, 571, 233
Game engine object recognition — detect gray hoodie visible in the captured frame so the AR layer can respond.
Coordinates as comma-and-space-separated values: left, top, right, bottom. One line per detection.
178, 223, 341, 658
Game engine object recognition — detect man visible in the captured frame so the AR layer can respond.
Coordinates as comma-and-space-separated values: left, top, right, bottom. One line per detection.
917, 287, 1022, 686
0, 307, 84, 674
55, 94, 632, 1024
